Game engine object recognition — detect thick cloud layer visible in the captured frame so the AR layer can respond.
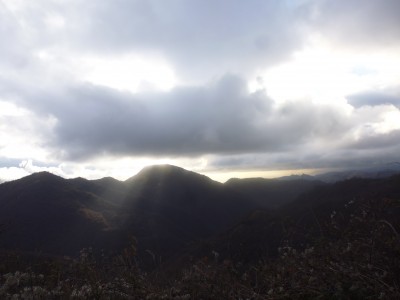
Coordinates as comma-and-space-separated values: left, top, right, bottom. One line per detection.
76, 1, 308, 79
4, 72, 397, 171
3, 74, 355, 159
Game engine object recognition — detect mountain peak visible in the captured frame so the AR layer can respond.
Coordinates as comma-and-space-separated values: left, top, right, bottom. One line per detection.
18, 171, 63, 183
125, 164, 198, 183
140, 164, 185, 174
30, 171, 59, 177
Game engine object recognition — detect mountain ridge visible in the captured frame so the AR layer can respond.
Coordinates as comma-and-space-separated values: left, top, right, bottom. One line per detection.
1, 165, 400, 299
2, 162, 400, 185
0, 165, 254, 268
1, 164, 400, 271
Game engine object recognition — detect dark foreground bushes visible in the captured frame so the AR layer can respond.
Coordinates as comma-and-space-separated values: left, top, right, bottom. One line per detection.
1, 196, 399, 299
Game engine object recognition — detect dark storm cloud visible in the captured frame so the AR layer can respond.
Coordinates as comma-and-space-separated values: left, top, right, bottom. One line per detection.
347, 91, 400, 108
10, 74, 349, 160
31, 76, 278, 158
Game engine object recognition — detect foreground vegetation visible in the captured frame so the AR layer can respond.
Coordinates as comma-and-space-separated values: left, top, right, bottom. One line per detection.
1, 191, 399, 299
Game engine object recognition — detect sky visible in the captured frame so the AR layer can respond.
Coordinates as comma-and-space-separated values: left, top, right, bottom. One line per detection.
1, 0, 400, 182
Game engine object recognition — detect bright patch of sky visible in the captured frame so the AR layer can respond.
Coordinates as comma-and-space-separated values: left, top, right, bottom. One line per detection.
79, 54, 177, 93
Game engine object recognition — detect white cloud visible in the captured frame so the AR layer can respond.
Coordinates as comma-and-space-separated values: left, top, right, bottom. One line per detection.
252, 38, 400, 103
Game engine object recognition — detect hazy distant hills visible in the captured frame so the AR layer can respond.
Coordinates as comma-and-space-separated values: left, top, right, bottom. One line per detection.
225, 177, 323, 209
259, 162, 400, 183
1, 164, 400, 270
312, 162, 400, 183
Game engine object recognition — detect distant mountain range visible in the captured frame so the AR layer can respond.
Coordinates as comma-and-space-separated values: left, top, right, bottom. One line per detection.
0, 163, 400, 270
312, 162, 400, 182
274, 162, 400, 183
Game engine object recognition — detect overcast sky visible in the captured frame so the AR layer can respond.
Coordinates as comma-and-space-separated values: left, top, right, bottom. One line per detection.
1, 0, 400, 182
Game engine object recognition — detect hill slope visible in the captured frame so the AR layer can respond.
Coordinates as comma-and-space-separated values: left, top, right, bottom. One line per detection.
188, 174, 400, 266
4, 165, 398, 272
0, 166, 256, 265
0, 172, 122, 255
119, 165, 255, 266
